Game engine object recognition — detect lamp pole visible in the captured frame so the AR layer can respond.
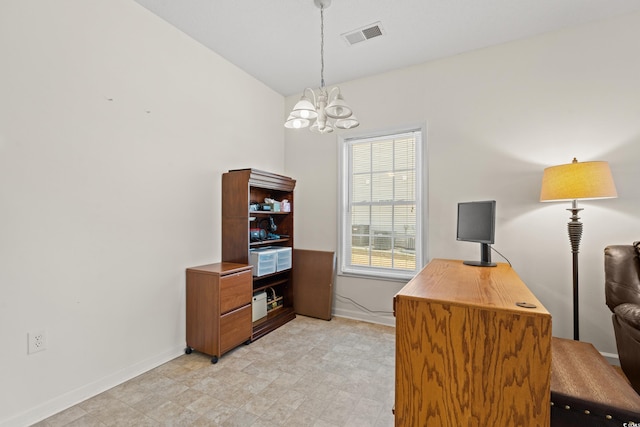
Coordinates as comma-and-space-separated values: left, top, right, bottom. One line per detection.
567, 200, 583, 341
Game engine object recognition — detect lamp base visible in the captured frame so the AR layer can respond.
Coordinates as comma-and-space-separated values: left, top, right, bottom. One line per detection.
567, 205, 583, 341
463, 260, 497, 267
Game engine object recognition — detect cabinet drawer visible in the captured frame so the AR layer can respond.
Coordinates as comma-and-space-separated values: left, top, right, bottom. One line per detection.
220, 304, 252, 354
220, 270, 252, 314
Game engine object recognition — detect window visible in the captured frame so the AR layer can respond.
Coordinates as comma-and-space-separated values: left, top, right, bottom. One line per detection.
339, 128, 425, 280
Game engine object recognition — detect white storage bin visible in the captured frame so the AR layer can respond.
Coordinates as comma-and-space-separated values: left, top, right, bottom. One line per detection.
249, 247, 277, 277
263, 246, 292, 271
252, 291, 267, 321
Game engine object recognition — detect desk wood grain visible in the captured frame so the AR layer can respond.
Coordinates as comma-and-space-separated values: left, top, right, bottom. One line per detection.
394, 259, 552, 426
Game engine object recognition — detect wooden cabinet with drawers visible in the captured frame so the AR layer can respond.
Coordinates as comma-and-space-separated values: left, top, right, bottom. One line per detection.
185, 262, 253, 363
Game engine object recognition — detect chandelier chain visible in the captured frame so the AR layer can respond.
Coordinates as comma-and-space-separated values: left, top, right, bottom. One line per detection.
320, 4, 325, 89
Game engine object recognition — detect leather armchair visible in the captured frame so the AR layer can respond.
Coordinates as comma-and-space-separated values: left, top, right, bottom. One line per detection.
604, 242, 640, 394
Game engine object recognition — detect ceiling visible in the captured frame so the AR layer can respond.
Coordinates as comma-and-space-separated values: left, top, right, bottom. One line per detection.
134, 0, 640, 96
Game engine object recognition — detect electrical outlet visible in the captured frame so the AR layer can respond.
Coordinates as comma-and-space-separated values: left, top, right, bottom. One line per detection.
28, 330, 47, 354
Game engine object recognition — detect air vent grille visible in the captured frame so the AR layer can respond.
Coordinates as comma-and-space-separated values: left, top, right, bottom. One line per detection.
342, 22, 385, 46
362, 25, 382, 40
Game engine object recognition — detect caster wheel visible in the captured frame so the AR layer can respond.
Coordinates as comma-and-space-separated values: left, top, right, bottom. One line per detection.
211, 356, 219, 364
185, 347, 192, 354
244, 339, 251, 345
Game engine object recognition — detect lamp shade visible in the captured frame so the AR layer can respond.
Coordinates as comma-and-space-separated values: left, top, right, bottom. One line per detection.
540, 158, 617, 202
325, 93, 353, 119
284, 115, 310, 129
335, 115, 359, 129
290, 94, 318, 120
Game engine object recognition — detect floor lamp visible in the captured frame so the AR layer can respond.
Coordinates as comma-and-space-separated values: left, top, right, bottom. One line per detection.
540, 158, 617, 341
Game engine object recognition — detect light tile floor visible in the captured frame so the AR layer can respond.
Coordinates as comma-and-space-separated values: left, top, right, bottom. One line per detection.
34, 316, 396, 427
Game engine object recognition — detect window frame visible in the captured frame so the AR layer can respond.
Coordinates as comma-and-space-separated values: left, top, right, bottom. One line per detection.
338, 125, 427, 281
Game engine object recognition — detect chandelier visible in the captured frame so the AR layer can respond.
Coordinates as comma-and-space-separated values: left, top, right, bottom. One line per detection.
284, 0, 359, 133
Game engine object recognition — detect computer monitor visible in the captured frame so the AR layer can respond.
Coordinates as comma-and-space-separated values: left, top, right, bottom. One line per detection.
456, 200, 496, 267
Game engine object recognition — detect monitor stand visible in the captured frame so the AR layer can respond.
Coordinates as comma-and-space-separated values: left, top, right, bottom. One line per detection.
463, 243, 497, 267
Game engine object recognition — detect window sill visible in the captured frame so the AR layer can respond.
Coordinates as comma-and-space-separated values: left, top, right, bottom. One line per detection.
338, 270, 414, 283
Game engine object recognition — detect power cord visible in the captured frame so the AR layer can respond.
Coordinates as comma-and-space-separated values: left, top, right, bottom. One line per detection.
335, 293, 394, 316
336, 248, 511, 316
491, 246, 512, 267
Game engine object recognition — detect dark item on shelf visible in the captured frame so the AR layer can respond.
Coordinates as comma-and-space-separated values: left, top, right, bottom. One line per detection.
258, 217, 277, 233
266, 287, 283, 311
250, 228, 267, 241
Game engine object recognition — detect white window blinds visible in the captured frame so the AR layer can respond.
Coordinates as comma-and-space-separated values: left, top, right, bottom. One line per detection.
340, 129, 424, 280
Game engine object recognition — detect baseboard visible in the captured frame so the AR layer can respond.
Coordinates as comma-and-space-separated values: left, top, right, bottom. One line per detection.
1, 345, 185, 427
333, 307, 396, 327
600, 351, 620, 366
332, 312, 621, 366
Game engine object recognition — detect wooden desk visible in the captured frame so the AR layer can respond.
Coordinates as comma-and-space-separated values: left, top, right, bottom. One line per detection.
394, 259, 552, 426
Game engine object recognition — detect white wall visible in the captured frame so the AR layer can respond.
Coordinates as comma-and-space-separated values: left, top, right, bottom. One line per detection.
2, 3, 639, 424
0, 1, 285, 425
285, 12, 640, 355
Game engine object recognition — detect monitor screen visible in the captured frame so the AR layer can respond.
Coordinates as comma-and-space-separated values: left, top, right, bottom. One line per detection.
456, 200, 496, 244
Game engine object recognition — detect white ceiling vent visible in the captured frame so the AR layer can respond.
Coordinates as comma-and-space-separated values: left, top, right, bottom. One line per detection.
342, 21, 385, 46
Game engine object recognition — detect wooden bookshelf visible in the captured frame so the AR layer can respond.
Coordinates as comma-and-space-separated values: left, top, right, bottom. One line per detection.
222, 169, 296, 340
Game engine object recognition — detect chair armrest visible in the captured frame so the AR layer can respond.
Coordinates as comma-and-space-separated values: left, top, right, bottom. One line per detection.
604, 244, 640, 311
614, 303, 640, 328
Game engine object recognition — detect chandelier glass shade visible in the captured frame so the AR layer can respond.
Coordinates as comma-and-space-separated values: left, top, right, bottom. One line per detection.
284, 0, 359, 134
